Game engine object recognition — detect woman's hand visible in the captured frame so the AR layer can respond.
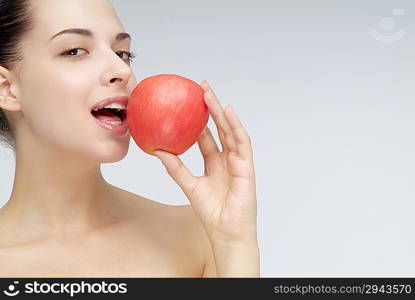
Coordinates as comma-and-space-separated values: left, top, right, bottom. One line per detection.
154, 80, 257, 244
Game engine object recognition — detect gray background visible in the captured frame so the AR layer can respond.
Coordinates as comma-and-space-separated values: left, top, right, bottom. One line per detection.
1, 0, 414, 276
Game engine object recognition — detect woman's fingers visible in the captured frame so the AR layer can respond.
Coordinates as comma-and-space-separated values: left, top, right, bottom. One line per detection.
200, 80, 237, 153
197, 126, 220, 159
153, 150, 198, 200
224, 105, 253, 161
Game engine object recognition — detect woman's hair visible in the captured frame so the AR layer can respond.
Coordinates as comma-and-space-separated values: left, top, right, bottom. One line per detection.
0, 0, 34, 151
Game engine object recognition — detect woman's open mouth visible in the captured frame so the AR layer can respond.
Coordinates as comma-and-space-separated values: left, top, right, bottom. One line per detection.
90, 104, 129, 136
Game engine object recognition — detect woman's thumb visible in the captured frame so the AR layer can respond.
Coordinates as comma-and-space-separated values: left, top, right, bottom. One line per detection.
153, 150, 196, 199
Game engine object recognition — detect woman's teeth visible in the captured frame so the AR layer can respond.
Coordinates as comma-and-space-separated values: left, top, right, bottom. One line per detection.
93, 103, 126, 111
102, 120, 123, 125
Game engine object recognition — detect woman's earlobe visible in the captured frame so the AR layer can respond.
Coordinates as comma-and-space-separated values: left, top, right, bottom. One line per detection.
0, 95, 22, 112
0, 79, 21, 111
0, 67, 21, 112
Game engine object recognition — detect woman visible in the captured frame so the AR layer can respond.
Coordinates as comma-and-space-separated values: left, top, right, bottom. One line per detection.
0, 0, 259, 277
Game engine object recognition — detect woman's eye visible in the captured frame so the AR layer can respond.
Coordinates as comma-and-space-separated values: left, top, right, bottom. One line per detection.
61, 48, 87, 57
116, 51, 137, 63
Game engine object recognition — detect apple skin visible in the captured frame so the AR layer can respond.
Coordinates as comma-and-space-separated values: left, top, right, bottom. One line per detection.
127, 74, 209, 156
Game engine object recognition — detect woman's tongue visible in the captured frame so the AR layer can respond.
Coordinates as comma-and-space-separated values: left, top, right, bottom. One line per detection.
92, 109, 121, 122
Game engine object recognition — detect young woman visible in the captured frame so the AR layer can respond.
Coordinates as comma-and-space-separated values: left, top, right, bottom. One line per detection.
0, 0, 259, 277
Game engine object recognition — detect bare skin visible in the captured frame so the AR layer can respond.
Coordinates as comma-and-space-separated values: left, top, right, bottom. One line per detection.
0, 185, 216, 277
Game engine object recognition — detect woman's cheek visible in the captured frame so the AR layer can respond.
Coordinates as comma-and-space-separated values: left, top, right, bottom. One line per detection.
54, 66, 95, 90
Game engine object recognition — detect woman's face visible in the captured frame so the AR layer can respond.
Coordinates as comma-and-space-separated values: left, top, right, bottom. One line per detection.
12, 0, 137, 163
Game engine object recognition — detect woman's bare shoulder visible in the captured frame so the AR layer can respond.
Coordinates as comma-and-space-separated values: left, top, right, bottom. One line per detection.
111, 184, 199, 229
114, 187, 214, 274
119, 186, 209, 244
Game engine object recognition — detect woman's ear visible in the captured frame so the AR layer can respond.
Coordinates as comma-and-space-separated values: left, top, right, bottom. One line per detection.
0, 66, 22, 112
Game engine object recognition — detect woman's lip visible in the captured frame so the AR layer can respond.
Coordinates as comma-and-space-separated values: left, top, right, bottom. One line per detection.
91, 113, 129, 136
91, 95, 129, 111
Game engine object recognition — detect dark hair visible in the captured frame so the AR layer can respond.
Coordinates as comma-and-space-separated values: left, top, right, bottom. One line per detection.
0, 0, 34, 151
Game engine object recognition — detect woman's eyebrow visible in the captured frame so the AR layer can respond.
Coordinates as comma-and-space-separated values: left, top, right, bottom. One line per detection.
49, 28, 131, 42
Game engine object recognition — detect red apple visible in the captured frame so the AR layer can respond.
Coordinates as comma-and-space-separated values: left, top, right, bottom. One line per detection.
127, 74, 209, 156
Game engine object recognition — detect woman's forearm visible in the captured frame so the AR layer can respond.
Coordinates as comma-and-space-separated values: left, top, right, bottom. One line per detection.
210, 238, 260, 278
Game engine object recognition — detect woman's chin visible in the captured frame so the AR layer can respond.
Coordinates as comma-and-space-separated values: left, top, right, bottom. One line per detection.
93, 140, 130, 163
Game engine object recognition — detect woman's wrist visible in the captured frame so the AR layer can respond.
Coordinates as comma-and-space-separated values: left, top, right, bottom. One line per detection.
209, 235, 260, 278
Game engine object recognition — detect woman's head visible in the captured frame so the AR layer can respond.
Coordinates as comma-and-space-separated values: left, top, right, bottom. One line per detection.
0, 0, 136, 163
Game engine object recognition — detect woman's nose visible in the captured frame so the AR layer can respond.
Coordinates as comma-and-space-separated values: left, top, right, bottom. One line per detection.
100, 52, 133, 87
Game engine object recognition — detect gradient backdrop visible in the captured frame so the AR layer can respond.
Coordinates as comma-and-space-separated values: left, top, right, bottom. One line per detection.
1, 0, 414, 277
